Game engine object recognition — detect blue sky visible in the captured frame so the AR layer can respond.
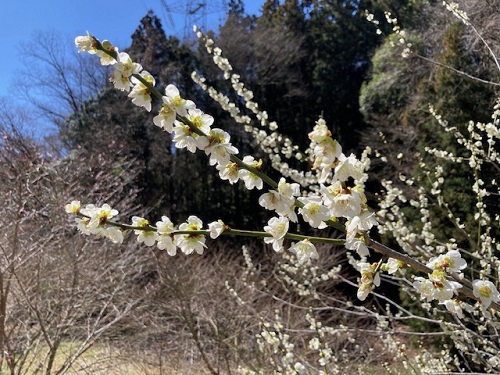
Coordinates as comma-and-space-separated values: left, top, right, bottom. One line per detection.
0, 0, 264, 100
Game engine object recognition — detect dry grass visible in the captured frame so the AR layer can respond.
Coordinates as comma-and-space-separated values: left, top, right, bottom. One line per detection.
80, 347, 211, 375
5, 338, 417, 375
3, 341, 213, 375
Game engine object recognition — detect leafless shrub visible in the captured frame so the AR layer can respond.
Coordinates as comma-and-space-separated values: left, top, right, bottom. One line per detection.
0, 104, 150, 374
107, 233, 393, 374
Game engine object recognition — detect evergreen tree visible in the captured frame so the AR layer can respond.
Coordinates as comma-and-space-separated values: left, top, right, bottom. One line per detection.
360, 1, 499, 243
359, 4, 500, 364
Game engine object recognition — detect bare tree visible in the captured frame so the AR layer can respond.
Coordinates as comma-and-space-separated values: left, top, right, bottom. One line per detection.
13, 30, 108, 128
0, 104, 150, 375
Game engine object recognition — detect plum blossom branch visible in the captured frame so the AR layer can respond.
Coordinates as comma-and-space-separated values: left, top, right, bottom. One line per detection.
71, 32, 500, 314
70, 207, 345, 245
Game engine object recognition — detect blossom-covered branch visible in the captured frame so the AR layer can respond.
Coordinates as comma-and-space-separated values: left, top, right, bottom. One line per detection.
70, 32, 500, 315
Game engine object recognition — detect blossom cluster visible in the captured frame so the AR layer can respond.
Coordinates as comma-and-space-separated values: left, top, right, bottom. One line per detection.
75, 33, 266, 191
192, 31, 381, 284
413, 251, 465, 307
356, 262, 381, 301
255, 313, 304, 374
190, 31, 383, 297
65, 200, 231, 256
259, 117, 377, 249
443, 1, 470, 25
364, 10, 413, 58
308, 118, 377, 256
413, 250, 499, 314
65, 201, 124, 243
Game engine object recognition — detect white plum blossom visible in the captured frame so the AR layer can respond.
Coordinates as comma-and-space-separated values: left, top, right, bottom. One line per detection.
313, 156, 334, 183
293, 362, 306, 374
87, 204, 118, 232
78, 203, 96, 216
75, 33, 97, 54
110, 69, 133, 91
264, 216, 289, 252
202, 128, 239, 166
360, 262, 381, 287
156, 216, 176, 255
346, 210, 377, 241
128, 71, 155, 111
217, 161, 240, 184
104, 226, 124, 244
259, 177, 299, 221
110, 52, 142, 91
65, 200, 81, 214
277, 177, 301, 201
96, 40, 118, 66
313, 138, 342, 165
311, 138, 343, 183
426, 250, 467, 273
414, 270, 462, 303
162, 84, 196, 116
132, 216, 156, 246
289, 239, 319, 264
157, 234, 176, 255
357, 284, 372, 302
153, 104, 176, 132
238, 156, 263, 190
75, 34, 117, 65
431, 278, 462, 303
345, 237, 370, 257
175, 215, 207, 255
116, 52, 142, 75
357, 262, 380, 301
259, 190, 282, 211
308, 118, 331, 143
308, 337, 320, 351
186, 108, 214, 135
441, 299, 464, 318
472, 279, 500, 308
308, 118, 342, 164
69, 201, 124, 244
413, 277, 435, 302
76, 217, 92, 235
386, 258, 402, 274
333, 153, 365, 182
297, 196, 331, 228
208, 220, 225, 239
320, 182, 363, 219
172, 121, 206, 153
259, 191, 298, 222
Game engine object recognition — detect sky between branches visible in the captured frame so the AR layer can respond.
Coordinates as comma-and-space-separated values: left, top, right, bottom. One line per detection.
0, 0, 264, 100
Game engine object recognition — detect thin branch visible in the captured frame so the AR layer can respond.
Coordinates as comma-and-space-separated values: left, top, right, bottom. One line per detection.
415, 53, 500, 86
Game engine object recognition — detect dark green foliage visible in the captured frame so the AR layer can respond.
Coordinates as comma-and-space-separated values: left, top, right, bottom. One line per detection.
417, 22, 499, 246
214, 0, 392, 152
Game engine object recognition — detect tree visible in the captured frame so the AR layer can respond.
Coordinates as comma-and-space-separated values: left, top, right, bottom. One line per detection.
15, 31, 108, 128
360, 0, 499, 234
0, 103, 147, 375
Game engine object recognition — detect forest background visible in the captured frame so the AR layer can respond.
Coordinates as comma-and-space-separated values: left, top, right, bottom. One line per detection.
1, 0, 499, 374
